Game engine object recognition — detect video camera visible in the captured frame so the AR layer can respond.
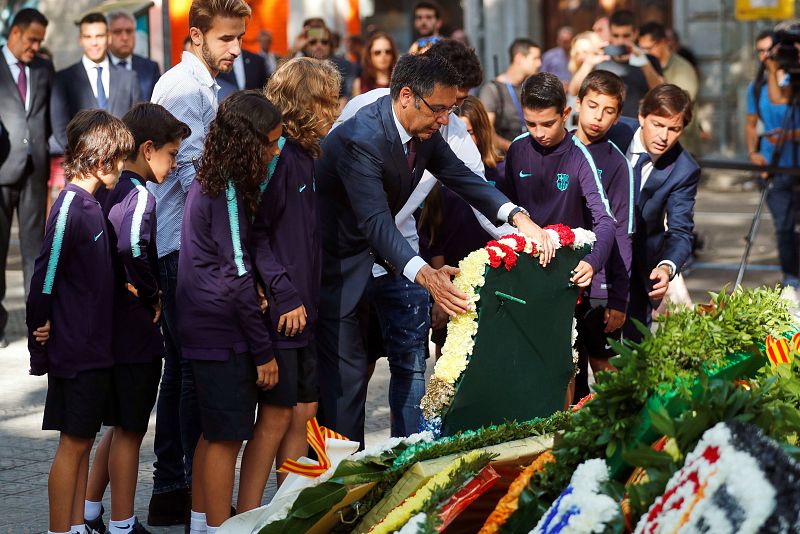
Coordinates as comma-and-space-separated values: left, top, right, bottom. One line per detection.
771, 20, 800, 77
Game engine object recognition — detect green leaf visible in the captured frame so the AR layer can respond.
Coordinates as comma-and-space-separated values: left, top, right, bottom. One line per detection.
291, 482, 349, 519
647, 404, 676, 437
622, 445, 675, 467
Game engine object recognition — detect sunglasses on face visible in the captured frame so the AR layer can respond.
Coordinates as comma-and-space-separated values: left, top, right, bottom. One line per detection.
372, 49, 392, 56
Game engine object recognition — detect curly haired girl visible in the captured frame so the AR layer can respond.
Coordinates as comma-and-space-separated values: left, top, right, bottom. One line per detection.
176, 90, 282, 528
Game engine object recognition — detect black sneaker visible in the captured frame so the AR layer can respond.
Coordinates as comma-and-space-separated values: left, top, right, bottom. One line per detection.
147, 487, 189, 526
131, 518, 152, 533
85, 505, 106, 534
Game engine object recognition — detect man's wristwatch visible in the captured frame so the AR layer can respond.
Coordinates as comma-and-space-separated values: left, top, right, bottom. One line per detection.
658, 263, 675, 279
507, 206, 530, 227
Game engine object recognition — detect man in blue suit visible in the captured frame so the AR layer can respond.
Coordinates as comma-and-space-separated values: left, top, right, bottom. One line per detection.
216, 49, 268, 100
107, 11, 160, 102
316, 53, 556, 444
49, 12, 140, 155
608, 84, 699, 340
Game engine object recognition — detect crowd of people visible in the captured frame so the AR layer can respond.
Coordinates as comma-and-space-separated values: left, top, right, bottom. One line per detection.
3, 0, 794, 533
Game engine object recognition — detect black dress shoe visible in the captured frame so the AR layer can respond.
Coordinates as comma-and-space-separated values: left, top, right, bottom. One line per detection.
148, 487, 189, 526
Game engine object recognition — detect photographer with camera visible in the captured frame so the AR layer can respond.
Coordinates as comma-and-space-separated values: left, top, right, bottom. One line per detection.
745, 28, 800, 289
569, 10, 664, 118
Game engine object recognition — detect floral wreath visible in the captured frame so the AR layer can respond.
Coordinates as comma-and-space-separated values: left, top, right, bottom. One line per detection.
420, 225, 596, 437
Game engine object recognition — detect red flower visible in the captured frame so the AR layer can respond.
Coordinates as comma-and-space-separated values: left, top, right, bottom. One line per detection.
487, 248, 502, 268
545, 224, 575, 247
529, 242, 538, 256
503, 252, 518, 270
501, 234, 528, 252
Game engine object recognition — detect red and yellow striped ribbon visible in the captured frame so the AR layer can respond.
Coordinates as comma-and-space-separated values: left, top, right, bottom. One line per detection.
276, 418, 348, 478
765, 335, 793, 366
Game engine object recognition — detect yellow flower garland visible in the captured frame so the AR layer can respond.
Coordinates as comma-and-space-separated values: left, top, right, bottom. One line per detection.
367, 450, 485, 534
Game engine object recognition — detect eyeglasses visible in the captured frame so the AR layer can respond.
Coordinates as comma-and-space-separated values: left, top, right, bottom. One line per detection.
309, 39, 330, 46
414, 91, 458, 117
372, 49, 392, 56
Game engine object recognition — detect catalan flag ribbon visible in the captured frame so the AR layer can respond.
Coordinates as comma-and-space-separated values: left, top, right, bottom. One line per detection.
765, 335, 793, 366
277, 418, 348, 478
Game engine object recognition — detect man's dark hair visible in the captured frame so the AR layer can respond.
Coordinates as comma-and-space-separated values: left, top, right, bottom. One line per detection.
424, 39, 483, 89
122, 103, 192, 160
578, 70, 626, 110
609, 10, 636, 29
78, 12, 107, 28
521, 72, 566, 111
390, 53, 462, 100
508, 38, 540, 64
756, 29, 773, 42
639, 21, 667, 42
10, 8, 48, 31
414, 1, 442, 18
640, 83, 693, 126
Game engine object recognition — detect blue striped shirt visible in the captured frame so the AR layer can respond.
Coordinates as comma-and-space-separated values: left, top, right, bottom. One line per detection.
148, 51, 220, 258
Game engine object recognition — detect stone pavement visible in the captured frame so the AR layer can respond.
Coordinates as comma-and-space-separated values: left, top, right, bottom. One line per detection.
0, 184, 783, 532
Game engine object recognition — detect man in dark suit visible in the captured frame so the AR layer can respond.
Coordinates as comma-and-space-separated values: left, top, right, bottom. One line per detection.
216, 49, 268, 100
315, 53, 556, 444
107, 11, 160, 101
608, 84, 700, 341
49, 12, 140, 155
0, 8, 53, 346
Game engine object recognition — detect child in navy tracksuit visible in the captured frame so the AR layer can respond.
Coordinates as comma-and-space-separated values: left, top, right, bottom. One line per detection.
176, 91, 283, 531
26, 110, 133, 534
237, 57, 342, 512
499, 72, 616, 287
570, 71, 634, 402
82, 103, 190, 534
499, 72, 617, 406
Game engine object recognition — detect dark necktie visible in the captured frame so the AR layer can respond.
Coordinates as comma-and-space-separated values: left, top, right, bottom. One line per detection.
96, 66, 108, 110
406, 138, 417, 175
118, 59, 128, 69
633, 152, 651, 205
16, 62, 26, 104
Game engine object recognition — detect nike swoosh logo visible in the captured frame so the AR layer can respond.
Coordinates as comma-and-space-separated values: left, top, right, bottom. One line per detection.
604, 344, 612, 350
299, 184, 307, 192
93, 230, 103, 241
519, 171, 532, 179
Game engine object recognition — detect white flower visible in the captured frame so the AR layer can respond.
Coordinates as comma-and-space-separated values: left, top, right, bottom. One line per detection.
397, 513, 427, 534
350, 431, 434, 462
545, 228, 563, 249
571, 228, 596, 250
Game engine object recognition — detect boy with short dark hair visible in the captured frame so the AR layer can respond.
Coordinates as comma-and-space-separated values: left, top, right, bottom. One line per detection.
499, 71, 616, 289
571, 70, 634, 399
27, 109, 133, 534
83, 103, 190, 534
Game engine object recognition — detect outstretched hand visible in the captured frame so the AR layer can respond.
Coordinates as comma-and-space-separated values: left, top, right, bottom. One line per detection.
648, 266, 670, 300
416, 264, 470, 317
512, 212, 555, 266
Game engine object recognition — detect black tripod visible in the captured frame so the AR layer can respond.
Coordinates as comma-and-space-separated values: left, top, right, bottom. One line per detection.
735, 83, 800, 288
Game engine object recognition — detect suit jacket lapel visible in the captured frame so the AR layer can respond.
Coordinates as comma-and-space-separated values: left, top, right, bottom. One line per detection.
640, 158, 676, 205
0, 60, 25, 110
378, 97, 413, 213
108, 66, 119, 114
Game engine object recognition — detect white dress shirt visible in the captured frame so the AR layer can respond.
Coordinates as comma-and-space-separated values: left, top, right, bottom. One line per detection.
232, 54, 245, 90
81, 55, 111, 100
626, 126, 677, 277
2, 45, 29, 110
335, 89, 516, 282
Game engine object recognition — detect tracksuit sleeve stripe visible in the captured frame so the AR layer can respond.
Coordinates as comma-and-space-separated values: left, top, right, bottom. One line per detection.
261, 136, 286, 193
130, 185, 149, 258
571, 136, 615, 220
608, 140, 635, 235
225, 181, 247, 276
43, 191, 76, 295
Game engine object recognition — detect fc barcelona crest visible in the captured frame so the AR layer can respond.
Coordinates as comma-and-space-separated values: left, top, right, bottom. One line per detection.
556, 173, 569, 191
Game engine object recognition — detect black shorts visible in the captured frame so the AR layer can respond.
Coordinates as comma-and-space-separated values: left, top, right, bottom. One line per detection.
576, 298, 622, 360
43, 368, 113, 438
192, 353, 258, 442
259, 345, 319, 406
105, 360, 162, 433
